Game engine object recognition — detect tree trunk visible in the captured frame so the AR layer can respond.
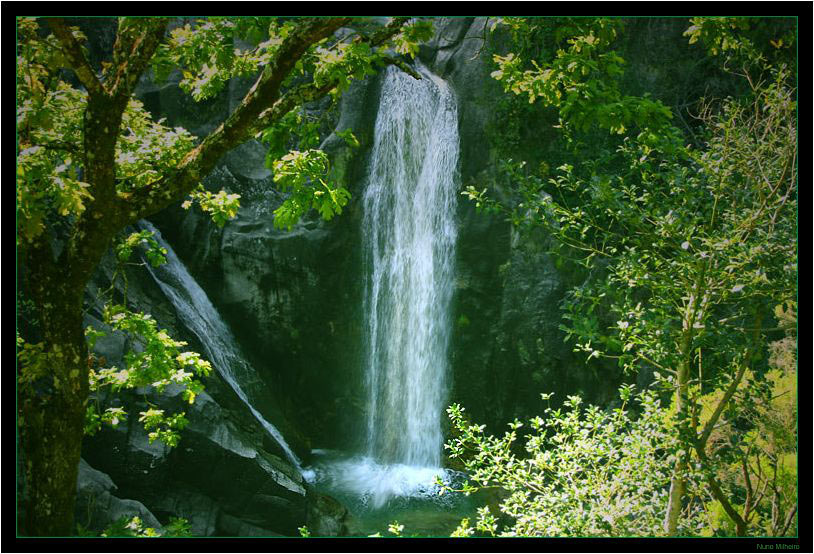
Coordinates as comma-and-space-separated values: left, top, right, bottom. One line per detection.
19, 271, 89, 536
663, 328, 693, 535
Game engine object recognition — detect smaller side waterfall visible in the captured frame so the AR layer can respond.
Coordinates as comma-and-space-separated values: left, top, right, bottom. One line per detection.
139, 221, 302, 470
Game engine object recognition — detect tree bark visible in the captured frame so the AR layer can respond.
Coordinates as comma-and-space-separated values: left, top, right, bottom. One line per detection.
663, 328, 693, 535
19, 243, 90, 536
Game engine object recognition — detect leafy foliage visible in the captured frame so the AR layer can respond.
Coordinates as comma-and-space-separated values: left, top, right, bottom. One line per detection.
84, 302, 211, 447
694, 307, 797, 536
95, 515, 193, 537
270, 149, 350, 229
684, 17, 796, 70
15, 17, 227, 242
16, 80, 91, 242
392, 20, 434, 58
114, 100, 197, 192
181, 186, 241, 227
153, 18, 288, 101
115, 230, 168, 267
442, 388, 706, 536
17, 15, 431, 536
463, 16, 797, 537
490, 18, 672, 135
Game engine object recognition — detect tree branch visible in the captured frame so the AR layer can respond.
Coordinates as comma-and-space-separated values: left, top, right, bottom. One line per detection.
379, 55, 422, 79
780, 504, 797, 536
365, 16, 412, 45
251, 19, 419, 134
122, 16, 416, 223
250, 56, 419, 137
63, 19, 168, 290
697, 311, 763, 449
696, 362, 747, 448
107, 17, 169, 99
119, 17, 351, 221
48, 18, 104, 97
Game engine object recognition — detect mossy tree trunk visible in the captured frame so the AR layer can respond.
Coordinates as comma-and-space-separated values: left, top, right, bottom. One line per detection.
19, 299, 88, 536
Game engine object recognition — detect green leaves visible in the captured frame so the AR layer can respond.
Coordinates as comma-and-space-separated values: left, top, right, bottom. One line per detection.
98, 515, 192, 537
490, 19, 673, 136
259, 109, 324, 164
115, 99, 197, 192
392, 20, 434, 58
85, 305, 211, 447
16, 82, 91, 243
182, 186, 241, 228
16, 340, 51, 393
483, 17, 797, 537
115, 230, 168, 267
139, 409, 189, 447
271, 149, 350, 230
154, 17, 288, 101
445, 386, 704, 536
313, 40, 376, 95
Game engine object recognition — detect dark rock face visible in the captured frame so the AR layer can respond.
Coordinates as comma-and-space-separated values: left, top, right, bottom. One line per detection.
75, 458, 163, 533
418, 18, 619, 429
148, 71, 381, 452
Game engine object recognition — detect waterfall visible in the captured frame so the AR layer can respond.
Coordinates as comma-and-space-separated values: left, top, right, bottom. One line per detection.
362, 63, 459, 468
138, 221, 302, 470
303, 64, 460, 510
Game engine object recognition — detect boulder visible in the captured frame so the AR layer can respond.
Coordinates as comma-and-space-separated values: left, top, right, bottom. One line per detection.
306, 493, 349, 537
75, 458, 163, 534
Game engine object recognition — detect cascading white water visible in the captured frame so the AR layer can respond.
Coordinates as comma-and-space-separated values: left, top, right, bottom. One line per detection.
306, 64, 460, 510
138, 221, 302, 470
363, 64, 459, 468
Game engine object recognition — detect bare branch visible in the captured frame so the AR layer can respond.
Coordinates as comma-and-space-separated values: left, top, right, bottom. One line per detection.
779, 504, 797, 536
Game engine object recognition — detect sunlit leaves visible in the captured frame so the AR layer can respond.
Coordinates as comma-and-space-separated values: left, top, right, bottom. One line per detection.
387, 521, 405, 537
153, 17, 290, 101
17, 83, 91, 243
98, 514, 192, 537
335, 128, 360, 149
475, 18, 797, 537
490, 19, 673, 135
85, 305, 211, 447
16, 340, 51, 393
182, 185, 241, 227
444, 387, 706, 536
271, 149, 350, 230
115, 99, 197, 192
392, 20, 434, 58
16, 18, 85, 103
139, 408, 189, 447
313, 40, 377, 95
115, 230, 168, 267
259, 109, 323, 164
